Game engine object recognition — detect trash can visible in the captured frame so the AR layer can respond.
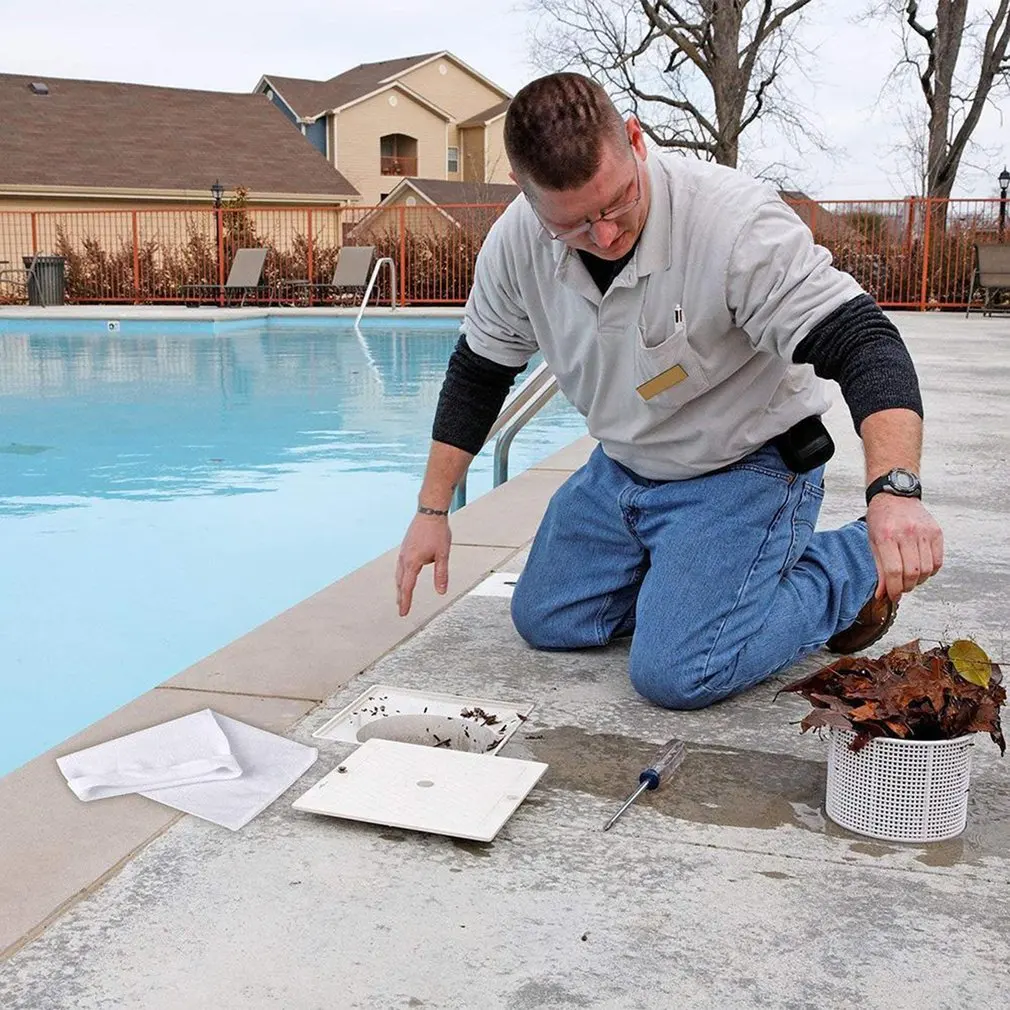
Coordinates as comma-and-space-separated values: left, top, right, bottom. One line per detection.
23, 255, 66, 306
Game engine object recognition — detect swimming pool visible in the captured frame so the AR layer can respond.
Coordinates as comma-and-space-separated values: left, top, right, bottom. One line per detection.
0, 320, 586, 776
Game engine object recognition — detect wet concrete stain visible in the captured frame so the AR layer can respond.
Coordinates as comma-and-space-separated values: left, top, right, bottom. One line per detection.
527, 726, 1010, 865
528, 726, 826, 832
507, 980, 593, 1009
451, 839, 494, 858
849, 842, 900, 858
911, 781, 1010, 866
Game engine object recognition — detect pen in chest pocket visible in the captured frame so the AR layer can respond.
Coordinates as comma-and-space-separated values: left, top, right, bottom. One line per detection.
636, 304, 690, 400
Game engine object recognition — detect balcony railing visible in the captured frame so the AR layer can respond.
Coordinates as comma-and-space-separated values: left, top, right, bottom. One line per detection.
380, 156, 417, 177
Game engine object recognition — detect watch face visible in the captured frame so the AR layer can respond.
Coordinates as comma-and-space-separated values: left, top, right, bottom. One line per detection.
890, 469, 919, 492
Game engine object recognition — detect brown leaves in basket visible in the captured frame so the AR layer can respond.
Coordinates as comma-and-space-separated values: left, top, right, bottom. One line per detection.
778, 640, 1006, 754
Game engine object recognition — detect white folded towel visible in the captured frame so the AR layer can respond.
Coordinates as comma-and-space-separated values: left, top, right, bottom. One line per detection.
57, 709, 318, 831
139, 713, 317, 831
57, 709, 242, 801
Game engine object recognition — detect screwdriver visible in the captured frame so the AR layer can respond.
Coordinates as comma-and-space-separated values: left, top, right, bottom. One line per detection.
602, 738, 686, 831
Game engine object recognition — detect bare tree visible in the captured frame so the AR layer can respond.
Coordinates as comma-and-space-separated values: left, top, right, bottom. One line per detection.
887, 104, 931, 196
870, 1, 1010, 200
528, 0, 822, 171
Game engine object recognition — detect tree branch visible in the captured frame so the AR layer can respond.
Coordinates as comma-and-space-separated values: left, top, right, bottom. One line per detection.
640, 0, 709, 71
639, 118, 715, 153
760, 0, 817, 42
738, 70, 778, 136
905, 0, 934, 44
943, 1, 1010, 174
625, 80, 718, 137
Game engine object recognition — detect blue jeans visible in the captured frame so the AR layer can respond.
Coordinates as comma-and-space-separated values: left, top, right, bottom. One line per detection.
511, 443, 878, 710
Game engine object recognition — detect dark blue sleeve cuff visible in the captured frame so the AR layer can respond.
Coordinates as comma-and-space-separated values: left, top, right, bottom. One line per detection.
431, 335, 527, 455
793, 294, 924, 432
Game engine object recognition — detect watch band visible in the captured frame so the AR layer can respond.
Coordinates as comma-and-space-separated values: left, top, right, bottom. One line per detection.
865, 469, 922, 506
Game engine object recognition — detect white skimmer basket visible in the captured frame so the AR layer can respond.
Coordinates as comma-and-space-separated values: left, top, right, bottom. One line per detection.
826, 729, 973, 842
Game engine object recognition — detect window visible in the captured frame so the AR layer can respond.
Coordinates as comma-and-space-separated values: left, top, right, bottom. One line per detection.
380, 133, 417, 176
447, 147, 459, 174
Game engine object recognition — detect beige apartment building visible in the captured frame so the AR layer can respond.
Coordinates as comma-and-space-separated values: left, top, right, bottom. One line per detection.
257, 52, 513, 207
1, 51, 512, 215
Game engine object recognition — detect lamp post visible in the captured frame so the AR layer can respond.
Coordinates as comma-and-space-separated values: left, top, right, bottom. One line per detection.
998, 167, 1009, 240
211, 180, 225, 305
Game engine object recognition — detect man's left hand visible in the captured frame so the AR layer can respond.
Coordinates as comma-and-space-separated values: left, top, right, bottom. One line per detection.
865, 495, 944, 601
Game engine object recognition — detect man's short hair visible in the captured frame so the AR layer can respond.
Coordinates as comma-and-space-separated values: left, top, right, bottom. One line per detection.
504, 73, 627, 192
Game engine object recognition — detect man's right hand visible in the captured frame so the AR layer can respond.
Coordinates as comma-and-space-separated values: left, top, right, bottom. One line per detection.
395, 511, 452, 617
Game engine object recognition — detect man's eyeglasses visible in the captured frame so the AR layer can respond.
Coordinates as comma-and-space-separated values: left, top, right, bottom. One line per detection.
530, 157, 642, 243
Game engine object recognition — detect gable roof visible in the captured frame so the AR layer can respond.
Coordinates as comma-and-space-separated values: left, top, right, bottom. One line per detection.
261, 53, 441, 119
459, 99, 511, 128
0, 73, 359, 200
261, 51, 510, 120
779, 189, 865, 241
352, 178, 518, 235
403, 179, 518, 205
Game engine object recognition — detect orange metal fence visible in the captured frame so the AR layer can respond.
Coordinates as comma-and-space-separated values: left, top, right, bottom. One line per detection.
788, 197, 1006, 310
1, 197, 1007, 308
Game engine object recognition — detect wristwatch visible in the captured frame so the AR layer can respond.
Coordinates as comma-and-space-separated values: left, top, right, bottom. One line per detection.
865, 468, 922, 506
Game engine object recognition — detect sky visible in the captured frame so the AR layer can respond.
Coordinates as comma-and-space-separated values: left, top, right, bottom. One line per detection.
1, 0, 1007, 200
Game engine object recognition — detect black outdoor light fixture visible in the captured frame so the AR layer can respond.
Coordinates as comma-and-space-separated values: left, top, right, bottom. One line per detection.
211, 180, 226, 299
999, 167, 1010, 239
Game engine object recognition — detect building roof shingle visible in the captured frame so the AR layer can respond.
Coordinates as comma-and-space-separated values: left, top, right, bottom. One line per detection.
0, 73, 359, 199
264, 53, 442, 119
458, 99, 511, 128
404, 179, 518, 205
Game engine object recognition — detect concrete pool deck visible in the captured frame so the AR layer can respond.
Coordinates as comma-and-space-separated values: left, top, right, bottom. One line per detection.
1, 312, 1009, 1007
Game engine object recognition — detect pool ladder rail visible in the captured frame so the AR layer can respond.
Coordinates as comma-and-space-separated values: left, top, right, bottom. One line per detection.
355, 257, 397, 327
451, 360, 559, 511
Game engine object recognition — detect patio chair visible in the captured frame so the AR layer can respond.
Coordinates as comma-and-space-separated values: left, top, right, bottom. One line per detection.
280, 245, 375, 306
181, 248, 270, 306
965, 243, 1010, 317
0, 254, 41, 305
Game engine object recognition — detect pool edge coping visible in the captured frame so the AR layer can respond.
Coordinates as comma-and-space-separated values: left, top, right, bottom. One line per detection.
0, 436, 596, 960
0, 306, 464, 334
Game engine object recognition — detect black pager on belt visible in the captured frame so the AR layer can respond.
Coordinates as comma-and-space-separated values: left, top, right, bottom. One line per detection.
773, 415, 835, 473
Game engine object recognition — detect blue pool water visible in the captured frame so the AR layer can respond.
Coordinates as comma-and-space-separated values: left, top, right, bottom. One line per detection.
0, 321, 586, 776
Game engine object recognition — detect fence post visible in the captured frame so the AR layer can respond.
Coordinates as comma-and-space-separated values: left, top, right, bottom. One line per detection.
307, 208, 314, 307
30, 213, 38, 256
131, 211, 141, 303
810, 201, 818, 243
399, 205, 407, 306
217, 207, 225, 308
919, 198, 933, 312
904, 197, 916, 253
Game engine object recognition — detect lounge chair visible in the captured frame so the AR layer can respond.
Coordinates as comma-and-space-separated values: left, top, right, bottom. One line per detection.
182, 248, 270, 306
965, 243, 1010, 317
280, 245, 375, 306
0, 254, 41, 305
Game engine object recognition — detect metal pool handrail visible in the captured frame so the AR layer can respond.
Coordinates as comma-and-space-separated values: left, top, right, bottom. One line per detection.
451, 360, 559, 511
355, 257, 397, 326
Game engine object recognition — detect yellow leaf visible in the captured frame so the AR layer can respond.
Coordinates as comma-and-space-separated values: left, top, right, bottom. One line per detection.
949, 639, 992, 689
